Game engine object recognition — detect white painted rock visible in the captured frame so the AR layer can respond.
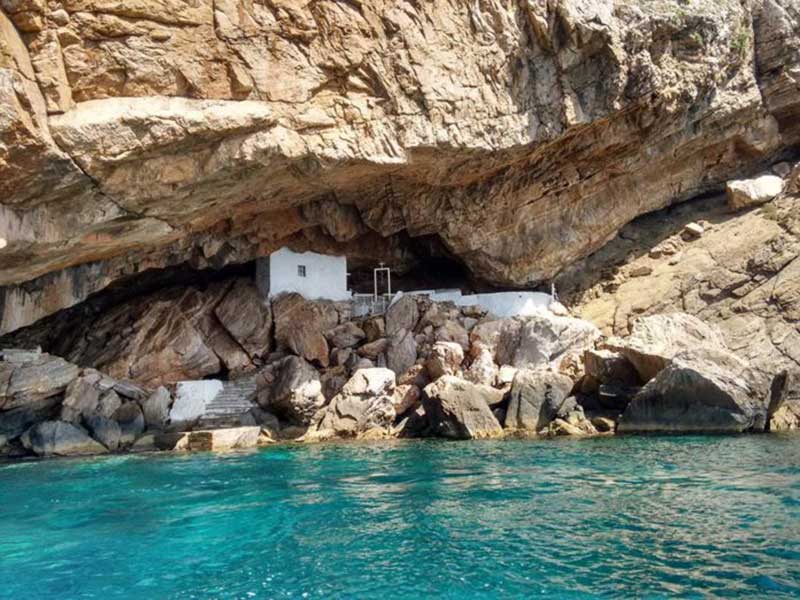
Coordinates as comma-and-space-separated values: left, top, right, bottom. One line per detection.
726, 174, 784, 211
168, 380, 223, 428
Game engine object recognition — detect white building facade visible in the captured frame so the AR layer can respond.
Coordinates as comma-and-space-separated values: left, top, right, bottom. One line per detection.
256, 247, 350, 301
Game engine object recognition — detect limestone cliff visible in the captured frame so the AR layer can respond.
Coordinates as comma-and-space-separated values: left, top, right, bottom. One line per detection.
1, 0, 799, 334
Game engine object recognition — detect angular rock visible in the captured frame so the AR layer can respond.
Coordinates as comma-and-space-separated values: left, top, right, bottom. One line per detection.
84, 415, 122, 451
464, 345, 499, 387
308, 368, 397, 440
96, 389, 123, 419
140, 386, 172, 430
584, 349, 639, 386
391, 384, 421, 416
262, 356, 325, 425
358, 338, 390, 360
272, 293, 338, 367
59, 375, 101, 423
0, 396, 61, 441
505, 370, 575, 432
362, 317, 385, 342
433, 321, 469, 352
604, 313, 728, 383
214, 279, 272, 359
112, 402, 146, 446
425, 341, 464, 381
385, 295, 419, 337
422, 376, 503, 440
618, 348, 767, 433
0, 351, 79, 410
726, 174, 784, 211
325, 322, 366, 349
27, 421, 108, 457
386, 329, 417, 376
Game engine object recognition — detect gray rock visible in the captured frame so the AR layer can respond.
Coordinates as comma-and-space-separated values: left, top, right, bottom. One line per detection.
505, 369, 575, 432
0, 396, 61, 441
422, 375, 503, 439
59, 375, 101, 423
308, 368, 397, 440
28, 421, 108, 457
113, 380, 149, 401
425, 341, 464, 380
386, 329, 417, 376
96, 389, 123, 418
385, 295, 419, 337
325, 322, 366, 349
618, 348, 768, 433
584, 349, 639, 386
263, 356, 326, 425
112, 402, 146, 446
604, 313, 728, 383
84, 415, 122, 451
0, 351, 79, 410
140, 386, 172, 430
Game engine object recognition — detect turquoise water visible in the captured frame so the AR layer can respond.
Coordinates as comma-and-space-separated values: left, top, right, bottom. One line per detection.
1, 437, 799, 599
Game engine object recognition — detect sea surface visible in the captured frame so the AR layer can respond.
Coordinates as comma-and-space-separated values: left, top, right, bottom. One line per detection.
1, 436, 799, 599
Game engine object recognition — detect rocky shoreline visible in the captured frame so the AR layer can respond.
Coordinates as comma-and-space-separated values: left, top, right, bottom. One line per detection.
2, 288, 798, 460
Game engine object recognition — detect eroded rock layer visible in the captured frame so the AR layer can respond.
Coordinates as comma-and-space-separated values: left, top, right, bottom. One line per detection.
2, 0, 800, 334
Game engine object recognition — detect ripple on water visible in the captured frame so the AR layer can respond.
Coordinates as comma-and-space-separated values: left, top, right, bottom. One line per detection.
0, 436, 798, 598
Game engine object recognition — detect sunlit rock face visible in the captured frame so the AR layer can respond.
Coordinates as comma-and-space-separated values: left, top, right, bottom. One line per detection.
2, 0, 800, 334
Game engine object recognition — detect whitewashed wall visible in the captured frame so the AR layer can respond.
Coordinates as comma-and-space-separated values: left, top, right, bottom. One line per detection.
397, 289, 553, 317
258, 247, 350, 301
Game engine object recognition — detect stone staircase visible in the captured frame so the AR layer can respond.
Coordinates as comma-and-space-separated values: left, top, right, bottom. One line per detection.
197, 378, 258, 429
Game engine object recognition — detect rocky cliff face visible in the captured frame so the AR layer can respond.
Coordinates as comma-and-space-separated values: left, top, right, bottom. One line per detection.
1, 0, 800, 335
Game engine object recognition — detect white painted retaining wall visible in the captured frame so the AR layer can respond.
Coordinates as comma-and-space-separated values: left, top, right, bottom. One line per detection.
397, 289, 554, 318
257, 247, 350, 301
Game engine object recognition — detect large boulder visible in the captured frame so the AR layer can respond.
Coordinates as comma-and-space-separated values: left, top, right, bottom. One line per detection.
308, 368, 397, 440
505, 369, 575, 432
422, 376, 503, 440
426, 341, 465, 380
140, 386, 172, 430
726, 174, 784, 211
325, 322, 366, 349
604, 313, 728, 383
261, 356, 326, 425
385, 295, 419, 337
59, 375, 102, 423
112, 402, 146, 446
464, 344, 499, 387
272, 293, 338, 367
470, 314, 600, 372
27, 421, 108, 457
0, 397, 62, 442
386, 329, 417, 376
618, 348, 767, 433
213, 279, 273, 359
0, 349, 79, 410
84, 415, 122, 451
